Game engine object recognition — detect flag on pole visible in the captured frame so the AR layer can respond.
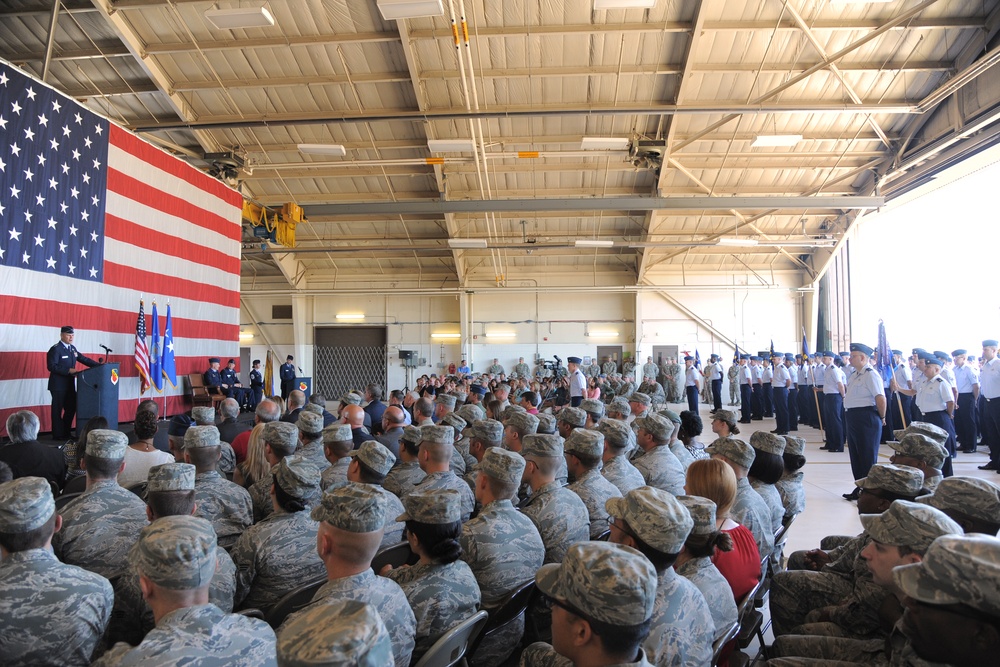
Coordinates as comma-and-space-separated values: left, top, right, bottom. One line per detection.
161, 304, 177, 388
733, 343, 740, 365
134, 299, 151, 395
695, 349, 702, 368
876, 320, 893, 382
150, 302, 162, 392
801, 328, 810, 358
770, 339, 776, 360
264, 350, 274, 398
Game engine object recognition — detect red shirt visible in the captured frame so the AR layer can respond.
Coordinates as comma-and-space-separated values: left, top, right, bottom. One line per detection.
230, 430, 251, 464
712, 522, 761, 603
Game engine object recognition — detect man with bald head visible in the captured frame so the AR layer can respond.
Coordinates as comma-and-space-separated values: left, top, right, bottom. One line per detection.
376, 406, 406, 459
340, 404, 372, 448
230, 399, 281, 463
281, 390, 306, 424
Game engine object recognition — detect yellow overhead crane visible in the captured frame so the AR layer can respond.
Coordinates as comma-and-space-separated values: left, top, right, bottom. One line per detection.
243, 201, 305, 248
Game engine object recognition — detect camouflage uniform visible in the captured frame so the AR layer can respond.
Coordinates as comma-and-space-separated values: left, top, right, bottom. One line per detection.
319, 457, 351, 492
631, 446, 686, 496
776, 469, 806, 520
514, 362, 532, 378
384, 460, 426, 498
521, 644, 655, 666
751, 478, 786, 533
289, 571, 416, 667
277, 599, 393, 666
669, 439, 696, 470
217, 441, 237, 476
676, 556, 738, 643
568, 467, 622, 538
193, 470, 253, 550
95, 604, 276, 667
406, 470, 475, 522
296, 439, 329, 471
521, 479, 590, 564
602, 454, 647, 495
52, 479, 147, 579
731, 476, 775, 560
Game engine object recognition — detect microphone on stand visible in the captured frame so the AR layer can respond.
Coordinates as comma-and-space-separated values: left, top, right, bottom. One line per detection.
99, 344, 112, 365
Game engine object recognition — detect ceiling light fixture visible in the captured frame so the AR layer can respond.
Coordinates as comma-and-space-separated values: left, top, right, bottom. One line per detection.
205, 6, 275, 30
486, 332, 516, 339
336, 313, 365, 320
239, 331, 254, 341
716, 237, 759, 247
376, 0, 445, 20
447, 239, 488, 248
593, 0, 656, 9
428, 139, 477, 153
575, 239, 615, 248
751, 134, 803, 148
580, 137, 631, 151
297, 144, 347, 156
587, 331, 620, 338
431, 333, 461, 339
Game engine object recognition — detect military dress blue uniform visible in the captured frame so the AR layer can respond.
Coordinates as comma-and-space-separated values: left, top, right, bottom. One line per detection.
279, 360, 296, 400
220, 365, 250, 409
822, 355, 846, 452
771, 357, 791, 435
249, 366, 263, 409
843, 344, 885, 482
738, 357, 753, 424
204, 365, 224, 396
46, 328, 99, 440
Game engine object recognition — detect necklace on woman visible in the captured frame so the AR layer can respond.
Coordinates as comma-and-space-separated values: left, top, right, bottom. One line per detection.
132, 438, 155, 452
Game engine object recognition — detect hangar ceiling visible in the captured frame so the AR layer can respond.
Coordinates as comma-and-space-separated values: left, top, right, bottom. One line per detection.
5, 0, 1000, 291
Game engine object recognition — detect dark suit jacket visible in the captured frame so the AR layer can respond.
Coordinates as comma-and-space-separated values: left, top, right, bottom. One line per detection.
352, 427, 373, 449
364, 401, 387, 435
46, 343, 98, 392
0, 440, 67, 489
375, 427, 403, 460
281, 408, 304, 424
218, 418, 250, 445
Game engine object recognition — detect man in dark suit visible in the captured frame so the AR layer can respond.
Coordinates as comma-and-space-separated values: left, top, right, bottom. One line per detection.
279, 355, 296, 400
46, 325, 99, 440
0, 410, 66, 489
281, 390, 306, 424
375, 406, 406, 459
363, 383, 387, 435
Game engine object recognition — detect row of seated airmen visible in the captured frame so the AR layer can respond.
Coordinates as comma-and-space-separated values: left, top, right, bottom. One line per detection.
1, 387, 1000, 666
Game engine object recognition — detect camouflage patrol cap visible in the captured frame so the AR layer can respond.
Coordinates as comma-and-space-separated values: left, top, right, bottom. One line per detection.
505, 411, 539, 434
855, 463, 925, 497
471, 419, 504, 444
340, 392, 363, 406
297, 411, 324, 436
453, 391, 467, 404
184, 425, 221, 449
658, 409, 681, 425
536, 541, 657, 626
782, 435, 806, 457
131, 515, 217, 590
479, 447, 525, 485
399, 425, 422, 446
917, 476, 1000, 523
558, 407, 586, 427
352, 440, 396, 477
0, 477, 54, 532
457, 404, 486, 424
893, 534, 1000, 619
264, 421, 300, 451
713, 409, 738, 424
191, 407, 215, 425
677, 495, 717, 536
397, 488, 462, 524
501, 405, 527, 422
606, 486, 693, 554
323, 423, 353, 443
441, 413, 467, 433
860, 500, 962, 552
435, 393, 457, 409
311, 482, 386, 533
580, 399, 605, 418
706, 437, 756, 469
890, 433, 948, 470
597, 418, 631, 450
274, 455, 322, 500
750, 431, 786, 456
564, 429, 605, 459
86, 429, 128, 459
535, 414, 557, 435
420, 425, 454, 446
277, 599, 393, 667
147, 462, 195, 493
302, 403, 324, 416
893, 421, 948, 446
628, 392, 652, 407
521, 433, 564, 459
634, 415, 671, 441
608, 397, 631, 417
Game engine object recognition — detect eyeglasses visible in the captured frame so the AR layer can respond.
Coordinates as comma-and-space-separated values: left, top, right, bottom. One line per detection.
608, 516, 637, 541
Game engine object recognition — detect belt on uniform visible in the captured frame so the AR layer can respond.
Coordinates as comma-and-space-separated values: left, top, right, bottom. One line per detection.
846, 406, 877, 412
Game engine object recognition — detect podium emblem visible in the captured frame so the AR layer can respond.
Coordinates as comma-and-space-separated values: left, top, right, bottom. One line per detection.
298, 381, 308, 391
110, 369, 119, 385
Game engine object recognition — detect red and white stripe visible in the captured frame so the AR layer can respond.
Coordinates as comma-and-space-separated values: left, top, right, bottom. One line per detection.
0, 124, 242, 436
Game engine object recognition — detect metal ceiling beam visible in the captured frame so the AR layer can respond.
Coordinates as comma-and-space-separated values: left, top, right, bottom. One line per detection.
1, 44, 133, 62
62, 81, 161, 97
144, 32, 399, 56
0, 1, 96, 17
302, 196, 883, 216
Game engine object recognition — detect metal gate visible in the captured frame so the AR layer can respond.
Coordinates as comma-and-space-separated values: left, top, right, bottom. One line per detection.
314, 327, 387, 401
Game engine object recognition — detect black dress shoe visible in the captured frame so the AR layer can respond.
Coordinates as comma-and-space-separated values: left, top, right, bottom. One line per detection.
979, 462, 999, 470
819, 446, 830, 450
843, 488, 861, 501
961, 448, 978, 454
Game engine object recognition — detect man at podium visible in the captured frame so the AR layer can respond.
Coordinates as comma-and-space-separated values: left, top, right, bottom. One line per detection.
46, 325, 100, 441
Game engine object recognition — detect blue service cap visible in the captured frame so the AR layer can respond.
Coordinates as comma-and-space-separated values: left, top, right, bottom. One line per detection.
739, 354, 750, 360
891, 349, 902, 356
683, 356, 694, 361
770, 351, 782, 358
784, 353, 794, 361
838, 351, 849, 357
168, 414, 195, 437
850, 343, 873, 356
567, 356, 583, 364
750, 356, 761, 361
208, 357, 220, 364
984, 340, 999, 348
952, 349, 967, 357
912, 348, 926, 355
933, 351, 951, 362
923, 355, 942, 367
470, 385, 487, 396
822, 350, 835, 358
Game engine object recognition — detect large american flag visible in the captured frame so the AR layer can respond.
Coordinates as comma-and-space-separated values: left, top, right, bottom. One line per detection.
0, 59, 242, 436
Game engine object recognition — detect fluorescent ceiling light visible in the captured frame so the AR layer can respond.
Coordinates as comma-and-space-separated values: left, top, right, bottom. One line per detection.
238, 331, 254, 341
594, 0, 656, 9
431, 333, 461, 339
448, 239, 488, 249
336, 313, 365, 320
486, 332, 516, 339
575, 239, 615, 248
580, 137, 631, 151
428, 139, 476, 153
587, 331, 619, 338
716, 237, 759, 247
751, 134, 803, 148
298, 144, 347, 156
377, 0, 445, 20
205, 6, 275, 30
